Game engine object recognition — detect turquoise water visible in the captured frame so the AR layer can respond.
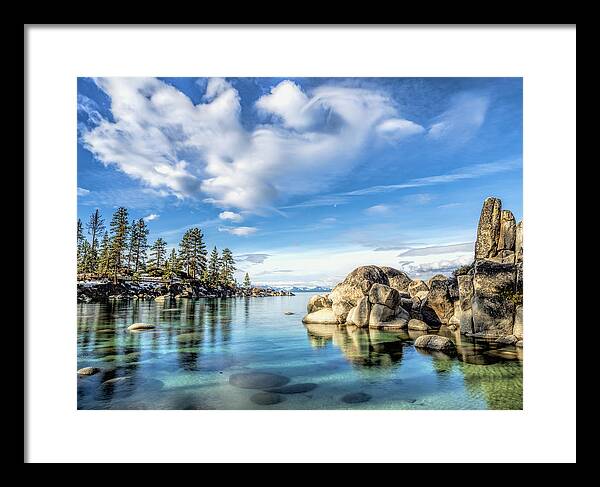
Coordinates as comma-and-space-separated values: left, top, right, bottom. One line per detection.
77, 293, 523, 410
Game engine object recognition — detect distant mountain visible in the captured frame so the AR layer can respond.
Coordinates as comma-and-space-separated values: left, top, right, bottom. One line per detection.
257, 285, 332, 293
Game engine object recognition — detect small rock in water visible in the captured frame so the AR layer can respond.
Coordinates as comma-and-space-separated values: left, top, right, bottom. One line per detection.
267, 383, 318, 394
229, 372, 290, 389
284, 312, 295, 315
95, 329, 115, 334
77, 367, 101, 376
127, 323, 156, 331
341, 392, 372, 404
102, 376, 131, 385
250, 392, 284, 406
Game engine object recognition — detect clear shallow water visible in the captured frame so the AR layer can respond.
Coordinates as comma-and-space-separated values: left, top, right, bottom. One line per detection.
77, 293, 523, 410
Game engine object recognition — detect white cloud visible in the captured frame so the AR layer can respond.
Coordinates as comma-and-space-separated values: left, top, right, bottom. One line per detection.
218, 226, 258, 237
364, 204, 392, 216
376, 118, 425, 140
77, 187, 90, 196
219, 211, 243, 223
82, 77, 424, 212
144, 213, 159, 221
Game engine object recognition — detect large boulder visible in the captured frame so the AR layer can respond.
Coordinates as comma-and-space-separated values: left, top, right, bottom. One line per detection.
369, 303, 396, 325
427, 274, 448, 288
368, 283, 401, 309
306, 294, 332, 314
457, 274, 474, 334
498, 210, 517, 251
408, 279, 429, 298
379, 267, 412, 293
302, 307, 338, 324
328, 266, 389, 322
475, 197, 502, 259
408, 318, 430, 331
420, 279, 454, 326
414, 335, 457, 353
332, 301, 354, 324
471, 259, 517, 337
515, 221, 523, 262
353, 296, 371, 327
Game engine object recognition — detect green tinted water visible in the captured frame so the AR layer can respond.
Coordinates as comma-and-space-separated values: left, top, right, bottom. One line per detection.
77, 293, 523, 410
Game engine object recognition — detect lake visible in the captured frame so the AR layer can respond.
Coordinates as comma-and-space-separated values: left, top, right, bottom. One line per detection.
77, 292, 523, 410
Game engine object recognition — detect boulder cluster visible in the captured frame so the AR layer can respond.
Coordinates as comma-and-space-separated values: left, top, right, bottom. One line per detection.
302, 197, 523, 343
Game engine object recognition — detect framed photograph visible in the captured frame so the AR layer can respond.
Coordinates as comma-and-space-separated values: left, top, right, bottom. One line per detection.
25, 25, 576, 463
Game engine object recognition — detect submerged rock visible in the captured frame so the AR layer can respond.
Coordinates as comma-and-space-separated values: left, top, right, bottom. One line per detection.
229, 372, 290, 390
250, 392, 284, 406
414, 335, 457, 353
341, 392, 372, 404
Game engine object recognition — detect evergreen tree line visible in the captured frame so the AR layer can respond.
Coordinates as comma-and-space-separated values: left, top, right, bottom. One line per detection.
77, 207, 244, 287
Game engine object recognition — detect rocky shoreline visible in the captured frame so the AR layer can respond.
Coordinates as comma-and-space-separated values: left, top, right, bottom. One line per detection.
77, 280, 294, 303
302, 197, 523, 347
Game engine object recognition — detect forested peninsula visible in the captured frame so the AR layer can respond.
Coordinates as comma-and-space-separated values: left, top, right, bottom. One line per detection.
76, 207, 292, 303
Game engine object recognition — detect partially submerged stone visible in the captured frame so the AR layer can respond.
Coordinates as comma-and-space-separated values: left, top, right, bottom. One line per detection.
408, 319, 430, 331
302, 307, 338, 324
77, 366, 101, 376
414, 335, 457, 353
127, 323, 156, 331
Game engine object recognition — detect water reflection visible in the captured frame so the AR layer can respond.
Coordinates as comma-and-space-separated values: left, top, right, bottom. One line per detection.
78, 296, 523, 410
305, 324, 407, 369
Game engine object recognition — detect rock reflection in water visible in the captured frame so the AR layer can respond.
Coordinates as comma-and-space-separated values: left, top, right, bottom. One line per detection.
304, 324, 407, 369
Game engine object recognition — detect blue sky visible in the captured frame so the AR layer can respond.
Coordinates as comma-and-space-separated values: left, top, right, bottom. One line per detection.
77, 77, 522, 287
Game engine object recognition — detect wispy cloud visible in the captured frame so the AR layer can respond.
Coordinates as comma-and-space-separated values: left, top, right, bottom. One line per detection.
235, 253, 270, 264
398, 242, 474, 257
144, 213, 159, 221
219, 211, 243, 223
437, 202, 463, 209
77, 187, 90, 196
427, 92, 489, 142
364, 204, 392, 216
282, 158, 520, 209
218, 226, 258, 237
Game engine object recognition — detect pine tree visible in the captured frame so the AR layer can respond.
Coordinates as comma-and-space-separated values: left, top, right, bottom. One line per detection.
164, 248, 180, 279
128, 219, 149, 274
219, 248, 236, 287
86, 209, 104, 274
77, 218, 85, 274
108, 207, 129, 283
97, 232, 111, 277
243, 272, 251, 288
148, 238, 167, 275
208, 246, 221, 286
178, 227, 207, 279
